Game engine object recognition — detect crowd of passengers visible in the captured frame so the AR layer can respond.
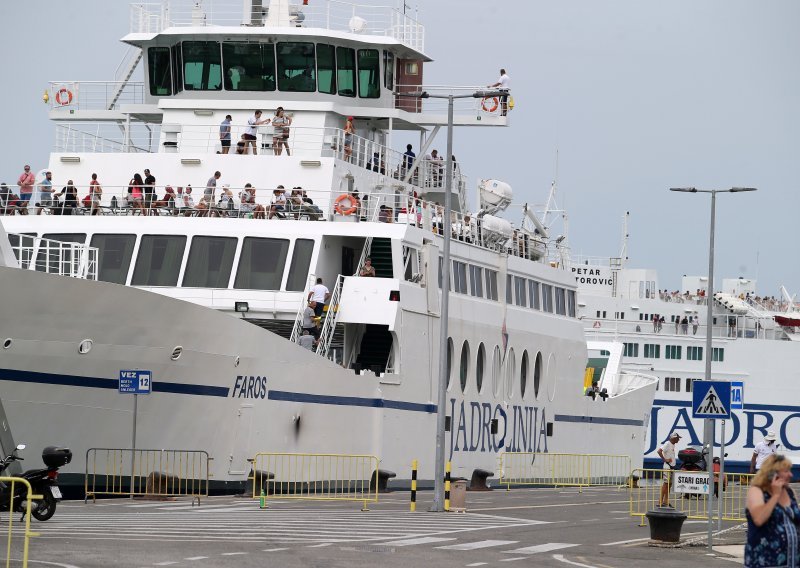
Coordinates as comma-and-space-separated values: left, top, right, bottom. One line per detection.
658, 288, 786, 311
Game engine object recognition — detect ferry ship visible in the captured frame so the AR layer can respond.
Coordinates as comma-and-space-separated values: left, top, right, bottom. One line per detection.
0, 0, 656, 492
570, 213, 800, 472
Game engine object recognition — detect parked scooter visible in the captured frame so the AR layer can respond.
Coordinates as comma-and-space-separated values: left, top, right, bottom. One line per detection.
0, 443, 72, 521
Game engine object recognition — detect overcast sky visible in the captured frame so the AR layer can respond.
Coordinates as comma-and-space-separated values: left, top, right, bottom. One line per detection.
1, 1, 797, 295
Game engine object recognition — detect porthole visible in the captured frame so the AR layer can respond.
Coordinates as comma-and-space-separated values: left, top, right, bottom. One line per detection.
3, 338, 11, 349
521, 351, 529, 398
534, 352, 542, 399
492, 345, 502, 397
78, 339, 93, 354
446, 337, 454, 389
459, 341, 470, 393
171, 346, 183, 361
505, 348, 516, 399
234, 355, 240, 367
476, 343, 486, 393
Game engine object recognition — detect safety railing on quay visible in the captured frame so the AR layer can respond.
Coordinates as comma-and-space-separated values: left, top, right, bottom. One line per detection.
498, 452, 632, 491
251, 452, 379, 511
0, 477, 37, 568
7, 233, 98, 280
629, 468, 752, 526
85, 448, 211, 505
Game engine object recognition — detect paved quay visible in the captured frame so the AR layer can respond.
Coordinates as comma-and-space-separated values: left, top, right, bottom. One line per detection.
10, 487, 746, 568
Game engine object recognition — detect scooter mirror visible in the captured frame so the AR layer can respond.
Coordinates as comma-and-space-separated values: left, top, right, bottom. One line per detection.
15, 444, 25, 451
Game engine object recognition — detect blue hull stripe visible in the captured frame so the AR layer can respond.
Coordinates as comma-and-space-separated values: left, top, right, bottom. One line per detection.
554, 414, 643, 427
268, 390, 437, 413
654, 399, 800, 413
0, 368, 229, 398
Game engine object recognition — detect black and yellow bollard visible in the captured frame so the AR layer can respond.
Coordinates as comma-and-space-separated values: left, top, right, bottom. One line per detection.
410, 459, 418, 512
444, 461, 451, 512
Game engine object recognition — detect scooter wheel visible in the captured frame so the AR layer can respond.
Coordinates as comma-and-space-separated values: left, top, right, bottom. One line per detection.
31, 491, 56, 521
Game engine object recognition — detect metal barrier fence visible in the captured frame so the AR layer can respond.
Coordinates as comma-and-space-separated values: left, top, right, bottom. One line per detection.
85, 448, 211, 505
0, 477, 37, 568
499, 453, 632, 490
629, 468, 753, 526
252, 453, 379, 511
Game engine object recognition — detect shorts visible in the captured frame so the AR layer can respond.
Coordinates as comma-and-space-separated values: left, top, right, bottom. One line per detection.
662, 468, 673, 484
243, 134, 257, 141
221, 139, 231, 148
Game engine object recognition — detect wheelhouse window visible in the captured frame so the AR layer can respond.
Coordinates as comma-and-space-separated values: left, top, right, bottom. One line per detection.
316, 44, 336, 95
132, 235, 187, 287
182, 236, 237, 288
91, 234, 136, 284
182, 42, 222, 91
336, 47, 356, 97
234, 237, 289, 290
222, 42, 275, 91
383, 50, 394, 90
357, 49, 380, 98
277, 42, 316, 92
286, 239, 315, 291
148, 47, 172, 96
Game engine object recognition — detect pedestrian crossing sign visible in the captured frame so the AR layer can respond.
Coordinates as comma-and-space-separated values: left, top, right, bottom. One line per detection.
692, 380, 731, 419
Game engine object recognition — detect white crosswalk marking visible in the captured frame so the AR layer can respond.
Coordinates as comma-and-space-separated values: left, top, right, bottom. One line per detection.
382, 537, 456, 546
437, 540, 518, 551
504, 543, 578, 554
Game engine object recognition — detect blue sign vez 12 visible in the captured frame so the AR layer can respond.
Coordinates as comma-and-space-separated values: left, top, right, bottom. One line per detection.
119, 370, 152, 394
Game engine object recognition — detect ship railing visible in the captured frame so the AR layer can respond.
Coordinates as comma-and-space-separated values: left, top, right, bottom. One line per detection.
289, 273, 317, 344
629, 468, 752, 526
8, 233, 98, 280
394, 84, 512, 116
498, 452, 632, 490
130, 1, 425, 51
315, 274, 344, 357
55, 123, 157, 154
0, 477, 37, 568
47, 81, 146, 112
597, 370, 658, 397
584, 317, 781, 341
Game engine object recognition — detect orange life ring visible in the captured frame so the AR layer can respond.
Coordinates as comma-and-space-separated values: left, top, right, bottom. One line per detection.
593, 321, 601, 329
481, 96, 499, 113
334, 193, 358, 215
55, 88, 73, 106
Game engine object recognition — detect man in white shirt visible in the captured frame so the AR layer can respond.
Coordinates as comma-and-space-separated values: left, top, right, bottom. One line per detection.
307, 278, 331, 318
657, 431, 681, 507
750, 431, 778, 473
488, 68, 511, 116
244, 110, 270, 155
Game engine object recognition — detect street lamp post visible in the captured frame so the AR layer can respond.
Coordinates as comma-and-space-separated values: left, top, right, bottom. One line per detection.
397, 89, 505, 512
670, 186, 756, 549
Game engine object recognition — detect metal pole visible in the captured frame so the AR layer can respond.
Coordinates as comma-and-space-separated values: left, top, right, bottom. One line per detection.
705, 190, 717, 551
131, 393, 138, 499
718, 419, 726, 530
432, 95, 454, 512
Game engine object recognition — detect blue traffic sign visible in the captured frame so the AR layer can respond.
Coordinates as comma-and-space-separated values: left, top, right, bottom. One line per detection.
119, 370, 152, 394
692, 380, 731, 419
730, 381, 744, 410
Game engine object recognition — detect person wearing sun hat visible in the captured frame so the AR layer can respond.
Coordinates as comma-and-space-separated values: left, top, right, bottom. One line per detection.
343, 116, 355, 161
751, 431, 779, 474
657, 431, 682, 507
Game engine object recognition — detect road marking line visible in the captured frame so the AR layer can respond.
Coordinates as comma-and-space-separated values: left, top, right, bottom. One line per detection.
601, 531, 706, 547
504, 543, 578, 554
153, 563, 179, 566
306, 543, 333, 548
466, 563, 488, 567
220, 552, 248, 556
499, 557, 526, 562
183, 557, 208, 561
470, 501, 628, 512
262, 548, 289, 552
437, 540, 518, 550
552, 554, 599, 568
382, 537, 456, 546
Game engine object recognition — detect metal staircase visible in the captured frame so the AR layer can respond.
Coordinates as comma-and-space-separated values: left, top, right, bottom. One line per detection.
108, 46, 143, 110
316, 275, 344, 357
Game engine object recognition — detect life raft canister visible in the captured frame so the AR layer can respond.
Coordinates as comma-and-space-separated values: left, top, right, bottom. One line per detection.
55, 88, 73, 106
334, 193, 358, 215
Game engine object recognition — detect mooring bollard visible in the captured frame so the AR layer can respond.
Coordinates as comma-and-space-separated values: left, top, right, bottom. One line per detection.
410, 459, 418, 512
444, 461, 451, 512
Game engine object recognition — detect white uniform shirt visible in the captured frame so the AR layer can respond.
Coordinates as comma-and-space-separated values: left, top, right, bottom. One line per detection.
753, 440, 776, 471
246, 116, 259, 137
661, 440, 677, 469
498, 73, 510, 90
310, 283, 329, 304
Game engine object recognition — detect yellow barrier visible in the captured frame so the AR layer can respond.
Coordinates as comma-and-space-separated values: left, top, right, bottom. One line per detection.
499, 452, 632, 490
85, 448, 211, 504
0, 477, 39, 568
629, 468, 753, 526
252, 453, 379, 511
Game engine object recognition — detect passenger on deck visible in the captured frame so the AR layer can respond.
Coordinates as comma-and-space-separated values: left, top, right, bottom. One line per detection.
343, 117, 355, 162
359, 258, 376, 277
692, 317, 699, 335
429, 149, 443, 187
272, 107, 291, 156
153, 186, 176, 211
681, 316, 689, 335
239, 184, 265, 219
235, 134, 248, 155
268, 186, 287, 219
35, 171, 54, 215
402, 144, 415, 179
17, 165, 35, 207
181, 186, 196, 216
143, 169, 156, 215
298, 330, 316, 351
0, 184, 15, 214
302, 301, 320, 339
308, 278, 331, 318
55, 181, 79, 215
128, 173, 145, 213
378, 205, 393, 223
219, 115, 232, 154
488, 68, 511, 116
88, 173, 102, 215
245, 110, 270, 155
297, 187, 322, 217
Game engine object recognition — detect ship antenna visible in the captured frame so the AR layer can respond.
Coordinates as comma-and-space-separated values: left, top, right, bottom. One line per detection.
619, 211, 630, 269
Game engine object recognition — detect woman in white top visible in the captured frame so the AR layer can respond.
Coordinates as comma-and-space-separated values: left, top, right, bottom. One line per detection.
272, 107, 292, 156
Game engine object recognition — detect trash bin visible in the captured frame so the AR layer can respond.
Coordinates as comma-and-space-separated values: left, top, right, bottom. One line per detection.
450, 480, 467, 512
645, 507, 687, 543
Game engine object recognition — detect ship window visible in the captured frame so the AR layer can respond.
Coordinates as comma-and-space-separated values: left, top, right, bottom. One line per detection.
687, 346, 703, 361
555, 287, 566, 315
277, 42, 316, 92
506, 274, 513, 304
234, 237, 289, 290
492, 345, 502, 397
182, 41, 222, 91
712, 347, 724, 362
644, 343, 660, 358
132, 235, 187, 287
459, 341, 470, 393
38, 233, 87, 275
664, 377, 681, 392
505, 348, 516, 399
469, 265, 484, 297
514, 276, 527, 307
286, 239, 315, 291
336, 46, 356, 97
666, 345, 682, 359
541, 284, 553, 313
182, 236, 237, 288
91, 234, 136, 284
171, 44, 183, 94
148, 47, 172, 96
686, 378, 695, 392
533, 352, 542, 399
567, 289, 576, 317
529, 280, 541, 310
222, 42, 275, 91
316, 43, 336, 95
623, 342, 639, 357
452, 261, 467, 294
476, 343, 486, 393
383, 50, 394, 90
357, 49, 380, 98
485, 269, 498, 300
520, 350, 529, 398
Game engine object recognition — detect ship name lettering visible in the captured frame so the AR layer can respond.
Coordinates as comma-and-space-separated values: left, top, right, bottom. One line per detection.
232, 375, 267, 399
